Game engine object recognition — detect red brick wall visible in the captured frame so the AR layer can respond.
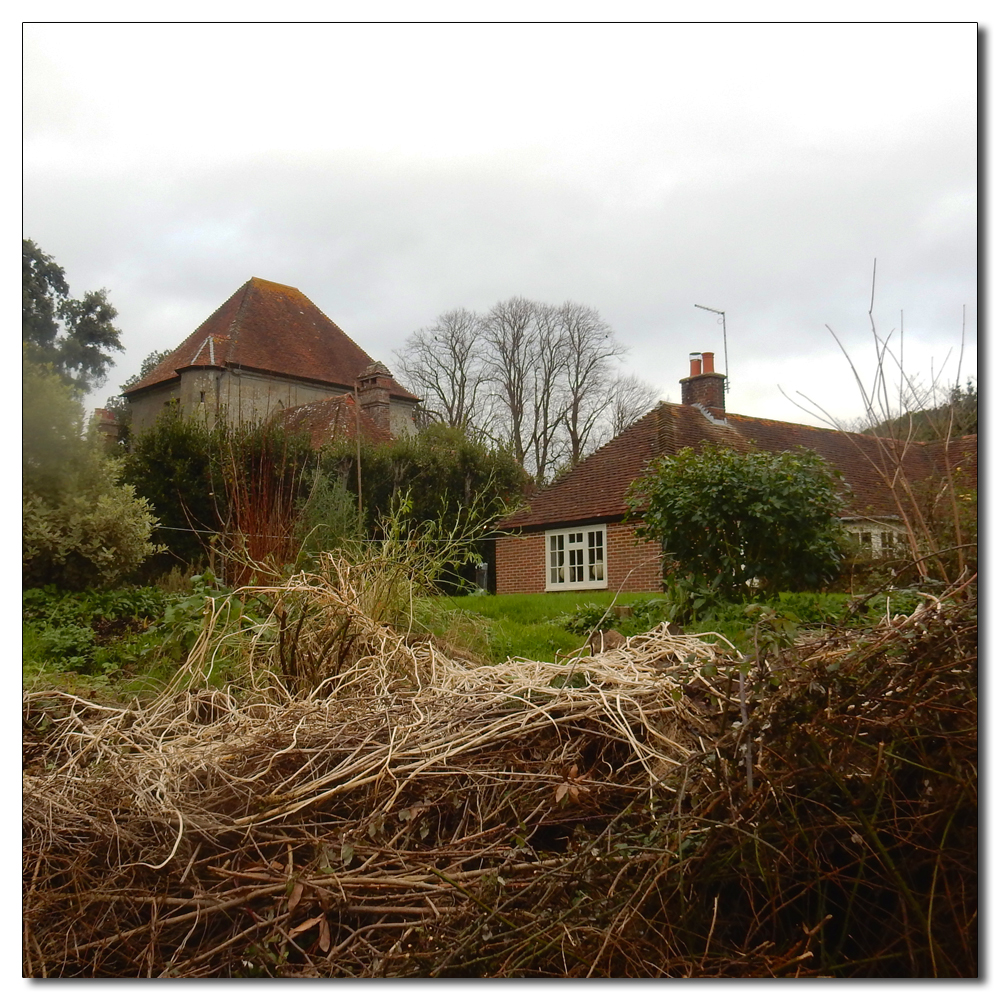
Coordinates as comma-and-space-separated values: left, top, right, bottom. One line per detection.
495, 533, 547, 594
495, 521, 663, 595
606, 522, 664, 593
680, 372, 726, 411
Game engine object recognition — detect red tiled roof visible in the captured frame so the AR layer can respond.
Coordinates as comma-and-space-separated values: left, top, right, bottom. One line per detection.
923, 434, 978, 484
275, 394, 393, 448
499, 402, 975, 531
124, 278, 418, 401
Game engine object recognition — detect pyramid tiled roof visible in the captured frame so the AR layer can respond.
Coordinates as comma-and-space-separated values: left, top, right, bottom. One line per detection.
499, 402, 974, 531
125, 278, 418, 401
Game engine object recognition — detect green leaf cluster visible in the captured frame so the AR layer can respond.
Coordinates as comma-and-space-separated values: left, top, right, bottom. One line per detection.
22, 239, 123, 393
627, 445, 849, 601
122, 415, 529, 582
23, 481, 161, 590
23, 585, 168, 674
122, 408, 222, 564
322, 423, 530, 537
550, 597, 668, 637
23, 362, 161, 589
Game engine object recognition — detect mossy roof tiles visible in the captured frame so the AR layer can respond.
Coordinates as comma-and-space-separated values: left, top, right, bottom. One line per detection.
125, 277, 418, 401
499, 402, 975, 531
276, 393, 393, 448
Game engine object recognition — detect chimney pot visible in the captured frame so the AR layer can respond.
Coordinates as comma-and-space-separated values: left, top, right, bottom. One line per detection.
680, 350, 726, 413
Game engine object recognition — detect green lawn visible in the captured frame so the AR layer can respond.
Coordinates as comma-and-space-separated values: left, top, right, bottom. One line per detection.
431, 588, 909, 663
434, 591, 663, 663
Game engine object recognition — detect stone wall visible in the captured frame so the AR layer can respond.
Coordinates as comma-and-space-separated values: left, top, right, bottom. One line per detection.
129, 367, 416, 437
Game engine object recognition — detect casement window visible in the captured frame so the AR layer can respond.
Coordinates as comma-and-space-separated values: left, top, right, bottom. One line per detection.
847, 526, 904, 558
545, 525, 607, 591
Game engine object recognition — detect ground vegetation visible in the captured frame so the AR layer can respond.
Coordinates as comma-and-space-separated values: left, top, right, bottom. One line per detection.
24, 562, 977, 978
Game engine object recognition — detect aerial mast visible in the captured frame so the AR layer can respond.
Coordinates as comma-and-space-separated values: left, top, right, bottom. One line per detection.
694, 304, 729, 387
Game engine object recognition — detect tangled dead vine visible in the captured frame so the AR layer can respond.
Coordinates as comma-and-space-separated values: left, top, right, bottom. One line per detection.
23, 568, 977, 978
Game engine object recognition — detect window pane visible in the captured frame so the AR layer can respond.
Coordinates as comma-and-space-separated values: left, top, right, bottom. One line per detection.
587, 530, 605, 581
549, 533, 564, 583
546, 525, 607, 591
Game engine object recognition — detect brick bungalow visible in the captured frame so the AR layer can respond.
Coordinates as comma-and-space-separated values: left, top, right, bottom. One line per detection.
495, 351, 976, 595
123, 278, 420, 438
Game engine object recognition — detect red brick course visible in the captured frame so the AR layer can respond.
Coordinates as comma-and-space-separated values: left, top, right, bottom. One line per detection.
495, 521, 663, 595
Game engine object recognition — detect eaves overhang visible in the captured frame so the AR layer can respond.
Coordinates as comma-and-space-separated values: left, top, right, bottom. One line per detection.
497, 511, 641, 535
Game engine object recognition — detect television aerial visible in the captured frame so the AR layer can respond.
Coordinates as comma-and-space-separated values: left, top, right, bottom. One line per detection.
694, 303, 729, 386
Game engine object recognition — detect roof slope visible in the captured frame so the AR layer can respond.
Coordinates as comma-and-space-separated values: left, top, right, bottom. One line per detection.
275, 394, 393, 448
499, 402, 972, 531
125, 277, 418, 400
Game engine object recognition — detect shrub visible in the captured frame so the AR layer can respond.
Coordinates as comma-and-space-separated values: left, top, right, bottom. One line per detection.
23, 361, 160, 589
121, 407, 222, 565
23, 463, 161, 590
628, 445, 849, 602
22, 585, 169, 676
295, 473, 360, 562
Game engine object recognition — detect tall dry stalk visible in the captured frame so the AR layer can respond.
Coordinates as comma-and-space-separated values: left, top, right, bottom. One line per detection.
785, 262, 975, 589
215, 421, 317, 586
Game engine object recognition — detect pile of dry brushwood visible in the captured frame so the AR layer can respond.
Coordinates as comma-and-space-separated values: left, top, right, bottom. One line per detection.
23, 566, 977, 978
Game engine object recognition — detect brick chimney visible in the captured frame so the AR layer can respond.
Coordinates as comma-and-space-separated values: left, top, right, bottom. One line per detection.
356, 361, 393, 432
680, 351, 726, 413
91, 407, 120, 447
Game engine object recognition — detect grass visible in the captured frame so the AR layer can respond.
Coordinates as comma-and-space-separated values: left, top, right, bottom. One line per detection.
22, 580, 927, 695
434, 591, 664, 662
426, 588, 926, 663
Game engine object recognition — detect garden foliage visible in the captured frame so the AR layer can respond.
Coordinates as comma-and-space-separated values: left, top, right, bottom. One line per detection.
628, 445, 848, 601
122, 415, 529, 587
321, 423, 530, 540
23, 362, 160, 589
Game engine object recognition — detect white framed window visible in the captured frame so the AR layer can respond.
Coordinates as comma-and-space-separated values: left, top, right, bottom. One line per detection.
545, 524, 607, 591
845, 523, 905, 559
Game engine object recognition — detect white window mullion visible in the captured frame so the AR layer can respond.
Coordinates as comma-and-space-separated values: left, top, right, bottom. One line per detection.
545, 524, 607, 591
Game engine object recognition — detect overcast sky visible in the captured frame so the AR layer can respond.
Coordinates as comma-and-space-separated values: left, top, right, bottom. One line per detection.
23, 21, 978, 430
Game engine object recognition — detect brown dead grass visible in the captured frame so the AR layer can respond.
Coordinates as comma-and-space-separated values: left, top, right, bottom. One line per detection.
23, 560, 977, 978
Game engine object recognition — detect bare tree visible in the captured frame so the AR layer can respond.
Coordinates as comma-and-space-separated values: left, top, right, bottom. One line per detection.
557, 302, 628, 465
400, 296, 660, 484
481, 297, 538, 471
527, 303, 569, 483
606, 371, 661, 439
394, 309, 486, 432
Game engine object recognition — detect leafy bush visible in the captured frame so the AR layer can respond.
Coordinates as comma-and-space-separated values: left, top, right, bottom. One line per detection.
23, 585, 168, 676
121, 408, 222, 565
628, 445, 849, 601
123, 411, 319, 580
122, 415, 526, 589
295, 474, 360, 561
550, 598, 669, 638
551, 602, 612, 635
322, 423, 530, 589
23, 361, 160, 589
21, 579, 256, 682
23, 467, 161, 589
32, 623, 97, 670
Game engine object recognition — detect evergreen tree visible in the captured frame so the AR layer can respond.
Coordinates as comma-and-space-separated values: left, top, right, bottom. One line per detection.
22, 238, 123, 392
